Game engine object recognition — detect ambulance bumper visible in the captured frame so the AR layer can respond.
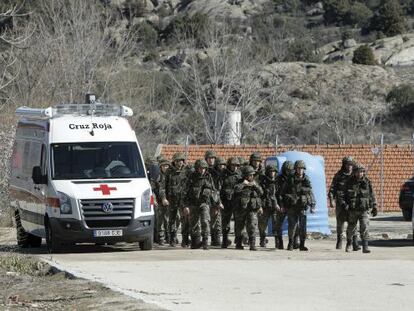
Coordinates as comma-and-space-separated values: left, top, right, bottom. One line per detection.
49, 215, 154, 243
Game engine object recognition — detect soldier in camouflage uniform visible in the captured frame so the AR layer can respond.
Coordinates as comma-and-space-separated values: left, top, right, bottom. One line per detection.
209, 156, 227, 246
280, 160, 316, 251
159, 152, 190, 247
344, 164, 377, 253
184, 159, 221, 250
152, 156, 170, 245
234, 166, 264, 251
220, 157, 241, 248
258, 165, 279, 248
329, 156, 360, 250
275, 161, 294, 249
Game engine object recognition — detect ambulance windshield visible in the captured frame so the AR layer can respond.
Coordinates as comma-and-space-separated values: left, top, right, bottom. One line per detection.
51, 142, 145, 179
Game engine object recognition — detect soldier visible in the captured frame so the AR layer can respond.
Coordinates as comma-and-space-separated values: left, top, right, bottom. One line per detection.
249, 152, 265, 182
343, 164, 377, 253
281, 160, 316, 251
209, 156, 226, 246
153, 156, 170, 245
329, 156, 360, 250
275, 161, 294, 249
159, 152, 190, 247
258, 165, 279, 248
234, 166, 264, 250
220, 157, 241, 248
205, 150, 216, 168
184, 159, 221, 250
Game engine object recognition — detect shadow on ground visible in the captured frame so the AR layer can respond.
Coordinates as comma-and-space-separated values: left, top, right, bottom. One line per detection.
369, 239, 414, 248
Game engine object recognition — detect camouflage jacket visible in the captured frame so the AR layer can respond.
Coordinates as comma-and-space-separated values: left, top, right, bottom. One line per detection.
275, 173, 289, 207
220, 169, 241, 202
159, 165, 189, 202
344, 176, 376, 211
260, 175, 278, 210
152, 170, 167, 204
234, 181, 264, 211
280, 174, 315, 211
184, 171, 219, 207
208, 166, 225, 193
328, 170, 353, 206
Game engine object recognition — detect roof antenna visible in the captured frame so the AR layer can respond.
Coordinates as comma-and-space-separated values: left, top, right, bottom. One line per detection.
86, 93, 96, 136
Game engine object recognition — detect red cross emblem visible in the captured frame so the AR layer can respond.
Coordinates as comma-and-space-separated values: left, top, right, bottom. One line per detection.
93, 184, 117, 195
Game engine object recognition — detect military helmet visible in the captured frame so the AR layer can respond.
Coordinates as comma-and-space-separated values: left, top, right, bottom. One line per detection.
294, 160, 306, 170
342, 156, 354, 165
215, 156, 226, 166
354, 163, 365, 172
265, 165, 277, 174
158, 156, 170, 166
194, 159, 209, 169
242, 165, 256, 177
282, 160, 294, 172
249, 152, 262, 162
238, 156, 249, 166
172, 152, 186, 162
204, 150, 217, 159
227, 157, 240, 166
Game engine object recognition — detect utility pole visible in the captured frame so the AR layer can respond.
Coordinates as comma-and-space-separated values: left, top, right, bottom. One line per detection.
380, 133, 384, 213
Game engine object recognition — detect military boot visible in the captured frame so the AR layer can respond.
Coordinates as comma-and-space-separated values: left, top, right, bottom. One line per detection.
221, 233, 229, 249
242, 232, 249, 246
345, 239, 352, 252
259, 235, 266, 248
287, 239, 294, 251
181, 234, 189, 248
277, 237, 284, 250
299, 240, 308, 251
362, 240, 371, 254
169, 232, 176, 247
352, 236, 361, 251
249, 237, 257, 251
235, 237, 244, 250
191, 236, 202, 249
336, 235, 342, 249
202, 236, 209, 250
293, 235, 300, 249
158, 237, 165, 246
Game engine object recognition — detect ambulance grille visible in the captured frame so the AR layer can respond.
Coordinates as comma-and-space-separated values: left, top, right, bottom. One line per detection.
80, 198, 134, 228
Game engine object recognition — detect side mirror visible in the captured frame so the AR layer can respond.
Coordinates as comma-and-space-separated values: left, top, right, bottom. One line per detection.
32, 166, 47, 184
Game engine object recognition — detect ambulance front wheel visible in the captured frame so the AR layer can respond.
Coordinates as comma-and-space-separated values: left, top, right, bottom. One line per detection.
45, 218, 61, 253
139, 236, 153, 251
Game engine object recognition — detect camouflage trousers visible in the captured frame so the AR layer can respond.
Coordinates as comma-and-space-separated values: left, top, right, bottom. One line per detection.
287, 209, 307, 242
168, 198, 190, 240
258, 207, 276, 237
210, 208, 222, 240
190, 203, 211, 239
234, 208, 258, 240
335, 201, 349, 238
155, 204, 169, 242
273, 210, 287, 238
347, 210, 369, 240
221, 198, 234, 236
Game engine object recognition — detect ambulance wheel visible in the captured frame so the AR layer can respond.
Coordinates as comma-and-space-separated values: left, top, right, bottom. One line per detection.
15, 211, 30, 248
45, 219, 61, 253
28, 234, 42, 248
139, 237, 153, 251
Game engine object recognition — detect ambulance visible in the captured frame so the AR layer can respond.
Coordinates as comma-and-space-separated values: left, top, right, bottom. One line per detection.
9, 95, 154, 252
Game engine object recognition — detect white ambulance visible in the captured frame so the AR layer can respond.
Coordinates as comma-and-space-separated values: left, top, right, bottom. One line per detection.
9, 96, 154, 252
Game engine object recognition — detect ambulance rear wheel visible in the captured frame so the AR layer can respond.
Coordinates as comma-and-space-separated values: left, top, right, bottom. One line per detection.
45, 219, 61, 253
139, 237, 153, 251
28, 234, 42, 248
15, 211, 30, 248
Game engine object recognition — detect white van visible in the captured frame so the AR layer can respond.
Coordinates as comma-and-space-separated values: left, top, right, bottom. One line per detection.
9, 97, 154, 252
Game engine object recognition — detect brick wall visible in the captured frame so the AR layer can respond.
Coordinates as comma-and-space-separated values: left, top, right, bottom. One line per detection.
158, 144, 414, 212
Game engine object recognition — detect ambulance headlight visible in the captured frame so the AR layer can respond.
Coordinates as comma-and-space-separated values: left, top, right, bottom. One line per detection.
58, 192, 72, 214
141, 189, 153, 212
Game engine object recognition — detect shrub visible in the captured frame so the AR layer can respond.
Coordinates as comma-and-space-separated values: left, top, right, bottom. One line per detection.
345, 2, 373, 27
386, 84, 414, 120
369, 0, 407, 36
352, 45, 377, 65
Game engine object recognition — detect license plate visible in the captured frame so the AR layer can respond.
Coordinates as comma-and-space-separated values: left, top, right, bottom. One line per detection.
93, 229, 123, 237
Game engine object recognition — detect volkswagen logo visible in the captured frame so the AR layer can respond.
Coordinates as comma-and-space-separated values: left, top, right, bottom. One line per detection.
102, 202, 114, 213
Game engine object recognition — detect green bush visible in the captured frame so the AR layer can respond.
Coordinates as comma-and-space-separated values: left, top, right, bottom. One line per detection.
284, 39, 320, 62
323, 0, 351, 25
386, 84, 414, 120
136, 22, 158, 49
352, 45, 377, 65
345, 2, 373, 27
369, 0, 407, 36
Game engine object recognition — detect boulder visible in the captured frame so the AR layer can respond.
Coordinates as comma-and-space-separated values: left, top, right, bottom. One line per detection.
385, 46, 414, 66
343, 39, 357, 49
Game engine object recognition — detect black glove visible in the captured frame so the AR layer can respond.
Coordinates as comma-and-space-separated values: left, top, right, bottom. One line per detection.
371, 207, 378, 217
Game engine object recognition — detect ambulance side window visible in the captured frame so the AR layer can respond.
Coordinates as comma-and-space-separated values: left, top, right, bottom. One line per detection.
22, 142, 31, 176
40, 144, 47, 175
